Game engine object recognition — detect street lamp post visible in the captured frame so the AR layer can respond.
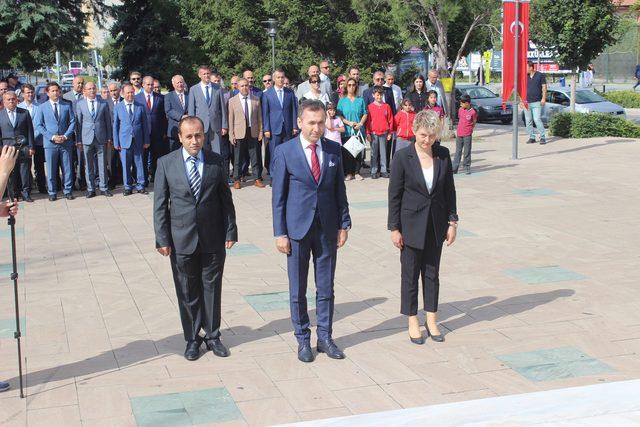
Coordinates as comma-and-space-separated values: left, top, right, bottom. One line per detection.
262, 19, 278, 72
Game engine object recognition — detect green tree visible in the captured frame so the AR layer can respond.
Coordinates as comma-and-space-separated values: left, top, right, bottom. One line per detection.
179, 0, 404, 84
341, 0, 405, 77
111, 0, 206, 86
0, 0, 110, 70
531, 0, 620, 111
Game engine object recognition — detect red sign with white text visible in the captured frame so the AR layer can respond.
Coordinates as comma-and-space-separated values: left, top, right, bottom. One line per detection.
502, 0, 529, 107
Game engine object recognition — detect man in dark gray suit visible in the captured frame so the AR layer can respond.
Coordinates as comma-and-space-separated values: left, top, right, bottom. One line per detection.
153, 116, 237, 361
0, 91, 34, 201
64, 76, 86, 191
187, 65, 228, 155
164, 75, 188, 152
75, 81, 113, 198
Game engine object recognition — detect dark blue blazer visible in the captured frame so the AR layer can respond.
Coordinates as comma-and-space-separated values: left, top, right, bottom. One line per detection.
271, 137, 351, 240
164, 90, 188, 142
262, 86, 298, 136
0, 107, 34, 149
112, 101, 150, 150
362, 85, 397, 116
135, 91, 166, 139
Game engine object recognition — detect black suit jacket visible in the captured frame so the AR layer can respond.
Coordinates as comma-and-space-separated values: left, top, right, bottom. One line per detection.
388, 144, 458, 249
153, 149, 237, 254
0, 107, 35, 149
363, 85, 397, 116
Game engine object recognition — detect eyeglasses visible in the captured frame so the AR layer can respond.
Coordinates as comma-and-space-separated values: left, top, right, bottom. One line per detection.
346, 83, 357, 87
310, 81, 320, 84
130, 77, 141, 81
374, 78, 384, 81
263, 79, 272, 83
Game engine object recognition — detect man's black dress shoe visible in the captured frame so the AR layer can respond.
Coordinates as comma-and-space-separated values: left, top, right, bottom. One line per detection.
298, 343, 315, 363
123, 190, 132, 196
205, 338, 230, 357
48, 195, 57, 202
22, 193, 34, 203
101, 190, 113, 197
184, 341, 201, 361
317, 339, 345, 359
137, 188, 149, 195
86, 191, 96, 199
64, 193, 75, 200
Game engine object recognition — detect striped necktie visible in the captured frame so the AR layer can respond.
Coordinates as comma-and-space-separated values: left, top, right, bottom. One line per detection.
187, 156, 201, 199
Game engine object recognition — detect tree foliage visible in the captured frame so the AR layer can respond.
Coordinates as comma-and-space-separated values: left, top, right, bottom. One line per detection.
0, 0, 110, 69
530, 0, 620, 71
179, 0, 404, 83
111, 0, 206, 86
399, 0, 500, 76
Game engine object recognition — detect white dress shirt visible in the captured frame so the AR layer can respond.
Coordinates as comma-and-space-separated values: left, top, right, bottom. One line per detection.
240, 95, 252, 124
422, 166, 434, 193
143, 90, 154, 109
200, 82, 212, 99
182, 147, 204, 178
299, 134, 323, 170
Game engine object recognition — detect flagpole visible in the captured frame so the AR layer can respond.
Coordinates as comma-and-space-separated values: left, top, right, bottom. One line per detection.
512, 0, 519, 160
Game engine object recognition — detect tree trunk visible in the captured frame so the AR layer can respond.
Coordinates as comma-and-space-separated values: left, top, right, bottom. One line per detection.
570, 73, 577, 112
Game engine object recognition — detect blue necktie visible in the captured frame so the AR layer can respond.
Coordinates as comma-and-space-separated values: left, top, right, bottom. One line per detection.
188, 156, 201, 199
277, 89, 283, 106
205, 85, 211, 106
127, 104, 133, 122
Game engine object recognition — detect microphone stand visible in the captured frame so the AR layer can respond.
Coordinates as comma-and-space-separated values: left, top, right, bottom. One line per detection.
2, 135, 26, 398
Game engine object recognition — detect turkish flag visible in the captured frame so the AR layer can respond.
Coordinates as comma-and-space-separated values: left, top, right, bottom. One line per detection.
502, 0, 529, 107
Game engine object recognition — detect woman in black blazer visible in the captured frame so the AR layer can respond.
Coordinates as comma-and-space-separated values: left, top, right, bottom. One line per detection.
388, 110, 458, 344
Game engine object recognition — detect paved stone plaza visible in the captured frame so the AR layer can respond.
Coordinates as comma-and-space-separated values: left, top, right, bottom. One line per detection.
0, 124, 639, 426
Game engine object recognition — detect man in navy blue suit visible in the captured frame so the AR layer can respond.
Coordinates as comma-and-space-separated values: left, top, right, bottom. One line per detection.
262, 69, 298, 171
113, 84, 150, 196
136, 76, 167, 184
271, 100, 352, 363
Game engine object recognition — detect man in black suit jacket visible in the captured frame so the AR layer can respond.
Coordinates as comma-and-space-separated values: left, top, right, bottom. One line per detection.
153, 116, 237, 361
106, 83, 123, 189
0, 91, 34, 201
136, 76, 167, 184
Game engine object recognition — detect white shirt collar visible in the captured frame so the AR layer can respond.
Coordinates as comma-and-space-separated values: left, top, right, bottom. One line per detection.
50, 99, 59, 106
182, 147, 204, 162
143, 90, 153, 97
300, 134, 321, 149
200, 81, 211, 90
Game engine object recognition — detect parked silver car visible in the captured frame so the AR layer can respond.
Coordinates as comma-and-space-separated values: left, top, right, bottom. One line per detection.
521, 87, 626, 125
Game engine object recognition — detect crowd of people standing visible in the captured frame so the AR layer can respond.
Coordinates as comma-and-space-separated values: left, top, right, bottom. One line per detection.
0, 62, 465, 201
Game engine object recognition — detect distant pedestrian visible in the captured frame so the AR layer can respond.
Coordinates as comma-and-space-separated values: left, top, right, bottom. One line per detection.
523, 62, 547, 144
633, 64, 640, 90
452, 94, 477, 175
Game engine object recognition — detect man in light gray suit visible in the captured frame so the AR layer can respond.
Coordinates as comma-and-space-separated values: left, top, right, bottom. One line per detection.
75, 81, 113, 197
187, 65, 228, 155
153, 116, 237, 361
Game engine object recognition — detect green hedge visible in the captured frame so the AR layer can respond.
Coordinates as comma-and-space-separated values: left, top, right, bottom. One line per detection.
549, 112, 640, 138
598, 90, 640, 108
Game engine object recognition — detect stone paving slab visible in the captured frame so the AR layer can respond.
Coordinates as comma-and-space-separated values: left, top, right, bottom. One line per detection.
0, 124, 639, 426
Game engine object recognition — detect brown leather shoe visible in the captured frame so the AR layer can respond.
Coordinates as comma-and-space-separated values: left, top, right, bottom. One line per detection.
233, 181, 241, 189
254, 179, 265, 188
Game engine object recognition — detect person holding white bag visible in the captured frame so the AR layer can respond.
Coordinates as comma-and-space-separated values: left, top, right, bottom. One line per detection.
336, 78, 367, 180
